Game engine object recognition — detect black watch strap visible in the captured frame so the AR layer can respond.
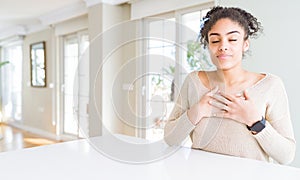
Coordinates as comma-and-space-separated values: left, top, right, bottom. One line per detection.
246, 117, 266, 134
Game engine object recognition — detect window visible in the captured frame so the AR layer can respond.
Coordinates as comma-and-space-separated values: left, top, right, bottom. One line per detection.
0, 43, 23, 121
180, 8, 214, 75
140, 5, 213, 141
144, 17, 176, 141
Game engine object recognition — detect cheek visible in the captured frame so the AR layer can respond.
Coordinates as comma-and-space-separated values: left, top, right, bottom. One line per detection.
233, 43, 246, 55
208, 49, 219, 64
208, 48, 216, 58
208, 45, 217, 54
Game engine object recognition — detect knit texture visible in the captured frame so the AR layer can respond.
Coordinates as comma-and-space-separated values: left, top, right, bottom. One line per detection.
164, 71, 296, 164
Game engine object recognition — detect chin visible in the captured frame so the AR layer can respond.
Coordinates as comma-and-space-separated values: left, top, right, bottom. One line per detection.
215, 65, 232, 71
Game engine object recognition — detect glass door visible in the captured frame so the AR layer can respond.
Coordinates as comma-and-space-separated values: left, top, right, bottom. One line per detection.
62, 31, 89, 138
0, 44, 22, 122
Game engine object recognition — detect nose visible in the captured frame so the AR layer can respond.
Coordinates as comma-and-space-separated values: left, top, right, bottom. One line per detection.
219, 46, 228, 51
218, 41, 228, 51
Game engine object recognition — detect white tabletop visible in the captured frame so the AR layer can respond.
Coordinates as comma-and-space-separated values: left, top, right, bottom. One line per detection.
0, 135, 299, 180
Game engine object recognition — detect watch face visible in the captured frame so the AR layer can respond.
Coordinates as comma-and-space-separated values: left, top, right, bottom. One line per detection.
251, 121, 265, 132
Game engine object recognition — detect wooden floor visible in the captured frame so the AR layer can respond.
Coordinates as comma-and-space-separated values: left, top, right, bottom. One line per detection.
0, 123, 61, 153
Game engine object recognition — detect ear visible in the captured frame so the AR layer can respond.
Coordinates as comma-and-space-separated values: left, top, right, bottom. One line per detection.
243, 39, 250, 52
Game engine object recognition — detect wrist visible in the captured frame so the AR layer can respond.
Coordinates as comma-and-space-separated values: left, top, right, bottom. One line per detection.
187, 103, 205, 125
246, 117, 266, 134
187, 109, 200, 125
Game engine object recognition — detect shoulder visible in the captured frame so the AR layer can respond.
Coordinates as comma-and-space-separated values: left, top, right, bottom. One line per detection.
260, 73, 287, 92
179, 71, 202, 92
183, 71, 199, 84
187, 70, 199, 78
264, 73, 285, 86
184, 70, 210, 86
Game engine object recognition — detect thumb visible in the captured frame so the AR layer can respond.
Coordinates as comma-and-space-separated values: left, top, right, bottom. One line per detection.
211, 86, 219, 93
207, 86, 219, 96
243, 89, 250, 100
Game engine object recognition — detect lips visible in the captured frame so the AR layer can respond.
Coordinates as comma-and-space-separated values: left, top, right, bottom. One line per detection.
217, 54, 231, 60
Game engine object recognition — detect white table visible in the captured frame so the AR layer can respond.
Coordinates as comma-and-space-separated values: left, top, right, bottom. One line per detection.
0, 135, 299, 180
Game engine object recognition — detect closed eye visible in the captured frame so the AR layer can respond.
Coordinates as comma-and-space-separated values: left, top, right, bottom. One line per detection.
229, 39, 237, 42
211, 41, 220, 43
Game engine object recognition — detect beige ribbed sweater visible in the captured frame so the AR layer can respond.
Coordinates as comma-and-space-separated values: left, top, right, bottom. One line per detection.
164, 71, 296, 164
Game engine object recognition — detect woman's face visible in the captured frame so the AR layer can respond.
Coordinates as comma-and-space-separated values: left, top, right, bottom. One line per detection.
208, 18, 249, 71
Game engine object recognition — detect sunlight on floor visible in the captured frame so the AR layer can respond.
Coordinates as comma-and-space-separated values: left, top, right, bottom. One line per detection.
0, 123, 61, 152
24, 138, 57, 145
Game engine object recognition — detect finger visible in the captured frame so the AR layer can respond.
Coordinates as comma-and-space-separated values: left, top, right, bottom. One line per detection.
235, 93, 246, 100
207, 86, 219, 96
210, 93, 231, 105
218, 91, 236, 102
211, 110, 229, 118
209, 99, 230, 111
243, 89, 250, 100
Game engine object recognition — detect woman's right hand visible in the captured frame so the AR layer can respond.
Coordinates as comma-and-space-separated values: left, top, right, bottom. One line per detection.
187, 86, 219, 125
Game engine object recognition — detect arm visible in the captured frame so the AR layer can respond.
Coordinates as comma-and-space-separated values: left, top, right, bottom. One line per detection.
164, 75, 196, 146
254, 78, 296, 165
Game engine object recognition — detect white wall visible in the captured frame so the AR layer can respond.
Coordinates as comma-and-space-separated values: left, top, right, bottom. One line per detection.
88, 3, 133, 137
87, 3, 104, 137
22, 29, 56, 135
102, 3, 132, 135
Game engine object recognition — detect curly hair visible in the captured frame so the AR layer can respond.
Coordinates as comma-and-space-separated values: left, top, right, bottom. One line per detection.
200, 6, 263, 47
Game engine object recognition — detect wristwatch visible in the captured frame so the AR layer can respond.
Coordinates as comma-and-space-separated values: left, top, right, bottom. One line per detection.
246, 117, 266, 134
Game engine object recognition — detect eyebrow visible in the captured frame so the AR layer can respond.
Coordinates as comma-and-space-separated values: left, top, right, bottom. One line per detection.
209, 30, 240, 37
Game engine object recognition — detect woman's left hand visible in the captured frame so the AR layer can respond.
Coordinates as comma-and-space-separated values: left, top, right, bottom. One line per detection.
208, 90, 261, 126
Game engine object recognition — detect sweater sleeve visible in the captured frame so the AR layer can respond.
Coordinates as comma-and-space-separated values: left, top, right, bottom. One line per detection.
254, 76, 296, 165
164, 74, 196, 146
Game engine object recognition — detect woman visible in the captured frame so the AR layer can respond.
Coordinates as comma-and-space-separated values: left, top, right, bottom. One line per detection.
164, 6, 296, 164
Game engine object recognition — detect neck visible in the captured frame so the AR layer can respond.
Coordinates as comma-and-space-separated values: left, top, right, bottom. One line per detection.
215, 67, 248, 86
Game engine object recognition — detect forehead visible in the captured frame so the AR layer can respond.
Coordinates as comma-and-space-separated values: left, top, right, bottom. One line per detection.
209, 18, 245, 36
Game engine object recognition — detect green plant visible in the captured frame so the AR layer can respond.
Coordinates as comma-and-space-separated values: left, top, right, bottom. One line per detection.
150, 65, 175, 101
162, 65, 175, 76
186, 40, 213, 71
0, 61, 9, 68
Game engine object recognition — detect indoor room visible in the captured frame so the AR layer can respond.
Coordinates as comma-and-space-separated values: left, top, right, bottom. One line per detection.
0, 0, 299, 179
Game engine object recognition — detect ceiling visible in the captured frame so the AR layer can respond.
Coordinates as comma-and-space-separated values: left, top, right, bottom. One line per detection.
0, 0, 130, 40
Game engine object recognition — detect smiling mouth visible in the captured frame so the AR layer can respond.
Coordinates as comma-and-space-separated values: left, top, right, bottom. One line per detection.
217, 54, 231, 59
